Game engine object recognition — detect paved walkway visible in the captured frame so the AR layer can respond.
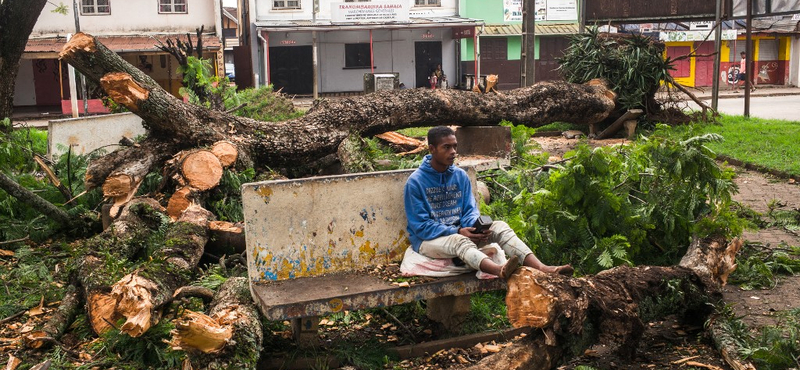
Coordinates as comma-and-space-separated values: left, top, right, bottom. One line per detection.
732, 168, 800, 247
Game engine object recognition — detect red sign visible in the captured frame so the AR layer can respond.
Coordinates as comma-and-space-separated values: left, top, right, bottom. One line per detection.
279, 40, 296, 45
452, 26, 474, 39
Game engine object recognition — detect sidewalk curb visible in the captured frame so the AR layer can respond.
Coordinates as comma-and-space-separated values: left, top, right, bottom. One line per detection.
718, 155, 800, 182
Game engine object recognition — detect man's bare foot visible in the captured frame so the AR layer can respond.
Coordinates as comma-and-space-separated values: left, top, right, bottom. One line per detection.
540, 264, 574, 276
500, 256, 520, 280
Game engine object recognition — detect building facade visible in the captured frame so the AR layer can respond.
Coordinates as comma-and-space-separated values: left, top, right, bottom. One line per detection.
241, 0, 482, 94
458, 0, 579, 90
16, 0, 222, 115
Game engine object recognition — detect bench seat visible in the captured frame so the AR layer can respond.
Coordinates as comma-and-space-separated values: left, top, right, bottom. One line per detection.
251, 272, 505, 321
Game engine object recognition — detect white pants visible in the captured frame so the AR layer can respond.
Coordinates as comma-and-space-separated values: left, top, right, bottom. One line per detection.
418, 221, 533, 271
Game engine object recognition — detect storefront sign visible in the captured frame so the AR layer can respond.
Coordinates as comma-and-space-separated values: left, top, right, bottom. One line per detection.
545, 0, 577, 21
503, 0, 522, 22
659, 29, 737, 42
452, 26, 474, 39
505, 0, 577, 22
331, 2, 409, 23
421, 30, 435, 39
279, 40, 296, 45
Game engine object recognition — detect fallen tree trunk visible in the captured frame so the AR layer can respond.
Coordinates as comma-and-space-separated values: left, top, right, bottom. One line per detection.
170, 277, 262, 369
77, 198, 169, 335
60, 32, 616, 189
467, 236, 743, 370
109, 204, 212, 337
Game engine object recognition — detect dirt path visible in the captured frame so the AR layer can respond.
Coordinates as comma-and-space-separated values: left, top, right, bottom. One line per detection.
723, 168, 800, 329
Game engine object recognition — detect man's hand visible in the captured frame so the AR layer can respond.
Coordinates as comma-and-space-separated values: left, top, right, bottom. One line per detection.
459, 227, 490, 243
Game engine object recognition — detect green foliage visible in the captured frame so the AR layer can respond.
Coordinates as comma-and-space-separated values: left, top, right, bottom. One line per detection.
0, 245, 67, 318
481, 124, 741, 274
729, 242, 800, 290
231, 84, 304, 122
50, 2, 69, 14
715, 305, 800, 370
0, 127, 103, 240
93, 321, 185, 369
558, 27, 672, 111
206, 168, 255, 222
178, 56, 238, 110
461, 291, 510, 334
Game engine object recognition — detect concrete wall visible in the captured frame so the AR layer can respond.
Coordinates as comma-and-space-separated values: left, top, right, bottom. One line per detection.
48, 113, 147, 158
33, 0, 220, 37
13, 60, 36, 106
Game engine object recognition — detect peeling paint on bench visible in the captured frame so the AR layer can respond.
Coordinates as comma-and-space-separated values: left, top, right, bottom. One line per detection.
243, 169, 421, 283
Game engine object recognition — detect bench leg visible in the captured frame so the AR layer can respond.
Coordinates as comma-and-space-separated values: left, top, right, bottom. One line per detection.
426, 295, 471, 332
291, 316, 320, 346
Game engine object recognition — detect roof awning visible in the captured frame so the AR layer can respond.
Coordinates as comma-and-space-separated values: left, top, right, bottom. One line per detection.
482, 23, 579, 36
24, 34, 221, 58
255, 16, 483, 32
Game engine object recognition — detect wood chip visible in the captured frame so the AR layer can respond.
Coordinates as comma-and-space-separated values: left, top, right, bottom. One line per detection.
685, 361, 724, 370
4, 354, 21, 370
484, 344, 501, 353
398, 281, 410, 288
0, 250, 13, 257
672, 355, 701, 364
27, 296, 45, 317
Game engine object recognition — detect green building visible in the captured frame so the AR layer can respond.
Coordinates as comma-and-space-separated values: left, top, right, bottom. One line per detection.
458, 0, 580, 90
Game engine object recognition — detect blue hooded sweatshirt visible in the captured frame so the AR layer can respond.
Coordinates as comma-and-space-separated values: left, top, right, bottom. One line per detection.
404, 154, 480, 252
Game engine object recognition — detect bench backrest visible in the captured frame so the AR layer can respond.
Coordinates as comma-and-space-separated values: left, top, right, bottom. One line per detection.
243, 168, 477, 283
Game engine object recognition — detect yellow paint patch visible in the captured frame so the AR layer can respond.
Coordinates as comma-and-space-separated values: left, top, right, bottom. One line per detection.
354, 230, 364, 237
329, 298, 344, 312
359, 240, 376, 258
277, 259, 294, 280
256, 186, 273, 198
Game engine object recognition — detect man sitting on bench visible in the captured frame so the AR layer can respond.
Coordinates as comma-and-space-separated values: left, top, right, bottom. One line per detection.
403, 126, 574, 280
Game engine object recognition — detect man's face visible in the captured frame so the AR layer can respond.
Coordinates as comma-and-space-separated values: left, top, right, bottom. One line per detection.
429, 134, 457, 169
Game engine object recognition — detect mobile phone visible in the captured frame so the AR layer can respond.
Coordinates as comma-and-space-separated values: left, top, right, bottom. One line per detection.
472, 215, 493, 233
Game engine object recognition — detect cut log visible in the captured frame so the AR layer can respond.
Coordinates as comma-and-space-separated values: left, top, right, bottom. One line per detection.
166, 186, 197, 220
24, 284, 81, 349
85, 136, 178, 194
109, 204, 212, 337
61, 32, 616, 186
469, 236, 740, 370
374, 131, 425, 152
207, 221, 245, 255
181, 151, 223, 191
171, 277, 262, 369
210, 141, 238, 168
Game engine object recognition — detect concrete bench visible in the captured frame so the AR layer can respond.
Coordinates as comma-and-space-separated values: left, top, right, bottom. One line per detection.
242, 168, 505, 343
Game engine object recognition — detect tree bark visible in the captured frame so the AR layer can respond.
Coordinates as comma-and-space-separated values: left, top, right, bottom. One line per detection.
0, 0, 48, 126
109, 204, 212, 337
77, 198, 169, 334
60, 32, 616, 186
468, 236, 743, 370
0, 172, 82, 230
170, 277, 263, 370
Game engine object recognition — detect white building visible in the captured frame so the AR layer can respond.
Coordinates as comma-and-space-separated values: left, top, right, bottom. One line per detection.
240, 0, 482, 94
16, 0, 223, 115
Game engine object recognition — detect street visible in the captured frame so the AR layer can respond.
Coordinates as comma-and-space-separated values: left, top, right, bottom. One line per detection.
693, 94, 800, 121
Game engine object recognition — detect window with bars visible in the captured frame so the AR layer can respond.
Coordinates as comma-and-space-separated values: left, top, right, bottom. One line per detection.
414, 0, 440, 6
81, 0, 110, 15
159, 0, 187, 13
273, 0, 301, 9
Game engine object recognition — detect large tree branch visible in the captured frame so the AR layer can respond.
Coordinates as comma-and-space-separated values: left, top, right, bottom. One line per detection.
60, 32, 617, 184
0, 172, 81, 229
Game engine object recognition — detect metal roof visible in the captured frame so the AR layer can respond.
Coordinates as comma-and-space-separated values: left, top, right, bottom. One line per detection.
482, 23, 579, 36
255, 16, 483, 31
24, 34, 222, 55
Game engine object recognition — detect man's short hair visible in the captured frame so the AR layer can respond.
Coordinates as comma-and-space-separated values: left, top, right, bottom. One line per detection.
741, 52, 746, 56
427, 126, 455, 147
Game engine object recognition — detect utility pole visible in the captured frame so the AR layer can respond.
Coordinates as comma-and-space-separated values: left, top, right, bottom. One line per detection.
312, 0, 319, 100
72, 0, 89, 115
744, 0, 752, 117
711, 0, 722, 111
520, 0, 536, 86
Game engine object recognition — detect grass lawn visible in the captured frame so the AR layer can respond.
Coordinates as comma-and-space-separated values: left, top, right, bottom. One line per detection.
694, 115, 800, 176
